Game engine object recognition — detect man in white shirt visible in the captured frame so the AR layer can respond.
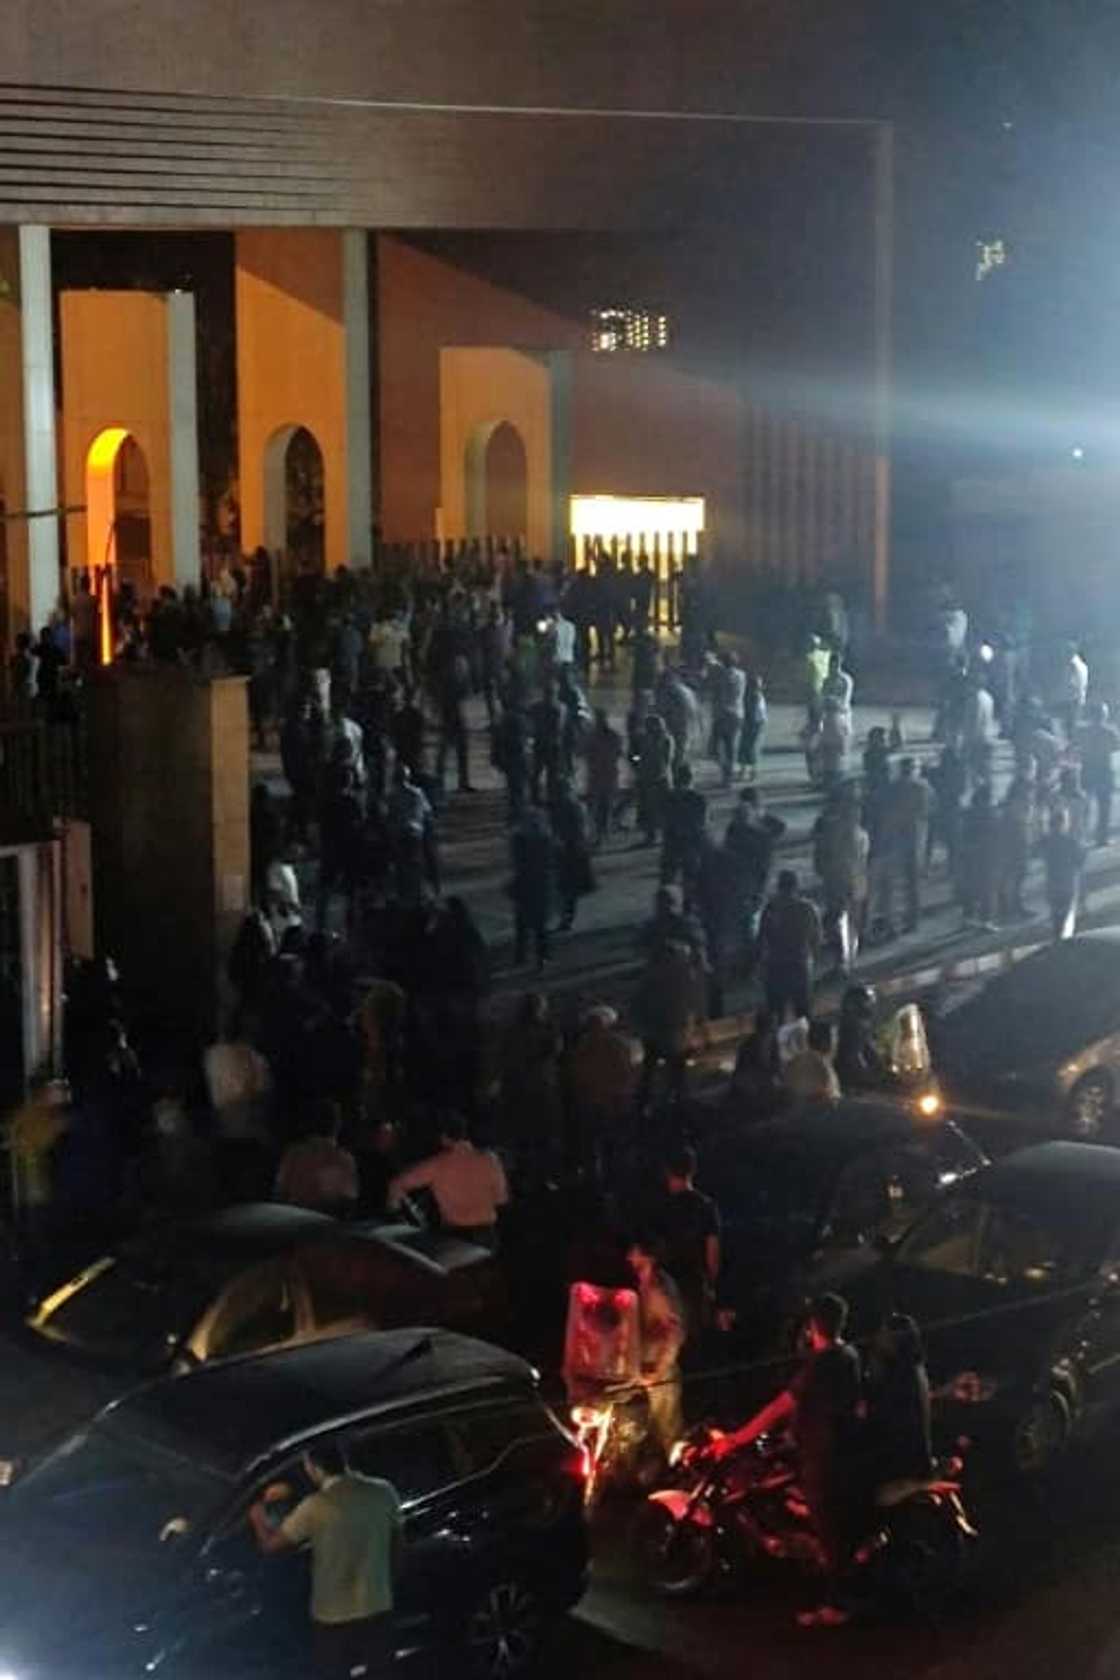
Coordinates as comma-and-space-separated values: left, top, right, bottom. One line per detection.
1057, 642, 1089, 742
388, 1114, 508, 1248
369, 613, 410, 680
551, 609, 577, 675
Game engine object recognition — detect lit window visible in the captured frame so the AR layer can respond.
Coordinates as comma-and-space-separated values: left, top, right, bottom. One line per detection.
590, 308, 671, 353
975, 238, 1007, 283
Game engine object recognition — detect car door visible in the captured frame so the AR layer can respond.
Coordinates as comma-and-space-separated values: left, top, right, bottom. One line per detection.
343, 1414, 463, 1646
1068, 1227, 1120, 1419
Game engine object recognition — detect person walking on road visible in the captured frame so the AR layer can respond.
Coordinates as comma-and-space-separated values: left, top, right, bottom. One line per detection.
958, 782, 1000, 928
510, 806, 557, 971
712, 651, 746, 788
876, 758, 931, 936
585, 708, 624, 848
758, 869, 823, 1023
1043, 805, 1085, 941
1077, 701, 1120, 848
813, 787, 869, 973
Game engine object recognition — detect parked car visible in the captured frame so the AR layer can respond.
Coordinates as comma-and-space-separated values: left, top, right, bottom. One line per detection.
0, 1203, 506, 1466
702, 1098, 986, 1345
933, 932, 1120, 1141
0, 1328, 588, 1679
824, 1142, 1120, 1472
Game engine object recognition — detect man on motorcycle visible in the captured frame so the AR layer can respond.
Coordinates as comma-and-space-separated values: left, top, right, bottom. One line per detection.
714, 1293, 861, 1627
626, 1235, 687, 1457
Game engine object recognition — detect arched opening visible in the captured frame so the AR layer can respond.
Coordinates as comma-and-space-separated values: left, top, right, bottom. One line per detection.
263, 424, 325, 580
464, 418, 529, 544
86, 428, 152, 591
484, 421, 528, 542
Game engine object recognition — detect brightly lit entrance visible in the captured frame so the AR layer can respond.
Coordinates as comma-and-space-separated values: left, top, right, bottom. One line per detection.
85, 427, 152, 592
570, 495, 705, 626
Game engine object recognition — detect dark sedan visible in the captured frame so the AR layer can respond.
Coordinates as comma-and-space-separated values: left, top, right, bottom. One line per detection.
828, 1142, 1120, 1472
0, 1203, 506, 1467
701, 1098, 986, 1345
933, 931, 1120, 1141
0, 1329, 588, 1679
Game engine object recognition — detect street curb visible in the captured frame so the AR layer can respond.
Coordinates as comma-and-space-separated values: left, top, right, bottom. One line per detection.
701, 937, 1047, 1053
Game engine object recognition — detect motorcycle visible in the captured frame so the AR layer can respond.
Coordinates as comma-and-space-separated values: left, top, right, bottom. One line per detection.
633, 1428, 975, 1613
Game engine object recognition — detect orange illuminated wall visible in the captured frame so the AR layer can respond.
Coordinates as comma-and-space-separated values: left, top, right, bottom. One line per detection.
377, 235, 746, 562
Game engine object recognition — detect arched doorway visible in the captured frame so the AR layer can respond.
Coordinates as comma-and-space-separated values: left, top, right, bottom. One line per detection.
86, 428, 152, 594
464, 418, 529, 545
263, 424, 325, 578
485, 422, 528, 542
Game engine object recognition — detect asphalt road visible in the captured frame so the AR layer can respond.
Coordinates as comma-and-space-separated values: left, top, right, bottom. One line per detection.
555, 1438, 1120, 1680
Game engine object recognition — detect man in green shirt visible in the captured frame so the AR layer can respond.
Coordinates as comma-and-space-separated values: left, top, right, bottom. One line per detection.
250, 1440, 401, 1677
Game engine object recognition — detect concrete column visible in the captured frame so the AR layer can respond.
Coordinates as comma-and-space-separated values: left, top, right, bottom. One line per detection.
871, 123, 895, 629
19, 227, 59, 632
342, 229, 373, 570
167, 290, 201, 591
548, 349, 572, 566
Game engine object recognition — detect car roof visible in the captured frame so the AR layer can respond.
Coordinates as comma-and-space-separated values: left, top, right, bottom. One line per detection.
743, 1098, 964, 1162
101, 1329, 536, 1478
125, 1203, 338, 1265
976, 1141, 1120, 1192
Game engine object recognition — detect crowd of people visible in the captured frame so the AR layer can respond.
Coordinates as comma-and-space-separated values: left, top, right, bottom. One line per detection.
6, 541, 1120, 1661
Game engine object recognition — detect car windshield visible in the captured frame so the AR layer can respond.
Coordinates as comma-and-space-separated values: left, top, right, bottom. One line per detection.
716, 1141, 828, 1241
896, 1181, 1105, 1290
32, 1256, 218, 1371
11, 1423, 229, 1557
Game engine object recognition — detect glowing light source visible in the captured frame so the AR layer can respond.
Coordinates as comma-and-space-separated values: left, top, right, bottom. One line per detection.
589, 308, 671, 353
570, 495, 705, 567
975, 239, 1007, 283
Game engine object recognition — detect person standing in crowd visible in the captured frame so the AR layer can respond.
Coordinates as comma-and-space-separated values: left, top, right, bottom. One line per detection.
1078, 701, 1120, 848
388, 1113, 509, 1248
783, 1019, 842, 1104
634, 938, 707, 1110
511, 805, 556, 971
657, 666, 699, 771
958, 782, 1000, 929
660, 762, 707, 904
390, 683, 425, 779
635, 709, 674, 847
1043, 805, 1085, 941
625, 1234, 686, 1456
654, 1145, 721, 1345
386, 763, 439, 901
631, 625, 659, 697
998, 774, 1035, 920
821, 649, 854, 721
711, 650, 746, 789
249, 1441, 401, 1680
1056, 641, 1089, 742
924, 743, 966, 874
1051, 764, 1090, 848
585, 708, 624, 848
804, 635, 831, 729
551, 775, 595, 932
434, 636, 475, 795
479, 602, 511, 723
274, 1104, 359, 1215
491, 697, 531, 824
739, 673, 768, 781
877, 757, 931, 936
813, 787, 869, 973
758, 869, 823, 1022
566, 1005, 639, 1175
960, 668, 997, 783
529, 682, 565, 805
633, 555, 656, 633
